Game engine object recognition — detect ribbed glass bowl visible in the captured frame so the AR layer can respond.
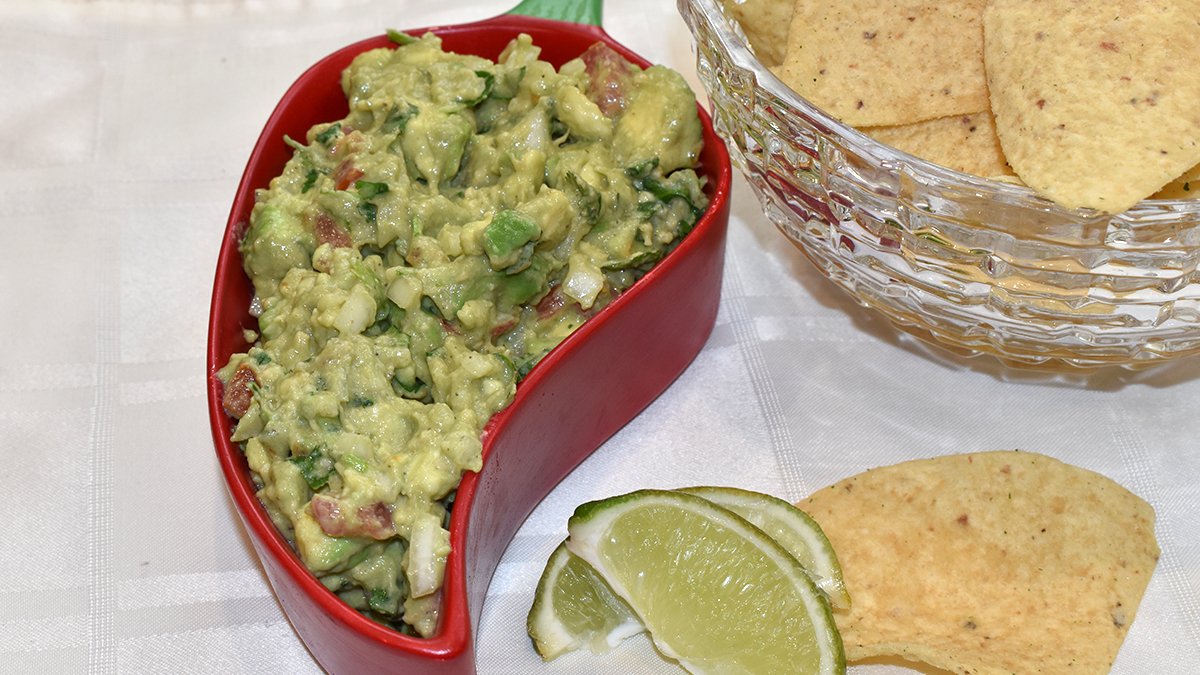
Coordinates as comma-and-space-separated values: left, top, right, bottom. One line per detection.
679, 0, 1200, 370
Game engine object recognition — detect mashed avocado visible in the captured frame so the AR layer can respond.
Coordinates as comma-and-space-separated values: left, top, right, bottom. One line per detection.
218, 32, 707, 636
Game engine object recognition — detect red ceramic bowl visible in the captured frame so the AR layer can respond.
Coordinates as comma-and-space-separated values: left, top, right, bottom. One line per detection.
206, 8, 731, 674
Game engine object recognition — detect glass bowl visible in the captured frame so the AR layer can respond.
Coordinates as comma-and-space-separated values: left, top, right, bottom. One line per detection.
679, 0, 1200, 370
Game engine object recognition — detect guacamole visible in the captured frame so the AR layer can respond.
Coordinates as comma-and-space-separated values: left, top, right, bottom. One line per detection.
218, 32, 707, 636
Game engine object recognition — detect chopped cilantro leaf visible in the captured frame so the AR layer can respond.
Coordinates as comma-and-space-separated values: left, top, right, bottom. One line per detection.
315, 124, 341, 145
290, 449, 334, 491
347, 396, 374, 408
625, 157, 660, 179
358, 201, 378, 223
463, 70, 495, 107
355, 180, 389, 200
302, 168, 319, 193
382, 103, 419, 134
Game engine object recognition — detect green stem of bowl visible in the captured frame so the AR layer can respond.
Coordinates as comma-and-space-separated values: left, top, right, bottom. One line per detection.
507, 0, 603, 26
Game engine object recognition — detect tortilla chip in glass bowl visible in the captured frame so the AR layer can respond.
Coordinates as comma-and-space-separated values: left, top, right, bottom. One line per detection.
679, 0, 1200, 370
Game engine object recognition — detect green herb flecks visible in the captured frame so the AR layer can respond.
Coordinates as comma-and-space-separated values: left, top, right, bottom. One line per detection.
356, 180, 389, 200
358, 202, 378, 223
463, 70, 495, 107
315, 124, 342, 146
291, 448, 335, 491
625, 157, 660, 179
369, 588, 394, 613
355, 180, 389, 224
634, 172, 704, 231
382, 103, 419, 135
562, 171, 601, 224
342, 454, 369, 473
302, 168, 320, 193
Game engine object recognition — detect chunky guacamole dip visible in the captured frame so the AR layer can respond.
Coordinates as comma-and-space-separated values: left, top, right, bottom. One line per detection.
217, 32, 707, 636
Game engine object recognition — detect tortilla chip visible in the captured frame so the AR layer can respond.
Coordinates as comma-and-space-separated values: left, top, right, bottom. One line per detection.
723, 0, 795, 67
984, 0, 1200, 212
864, 110, 1014, 179
774, 0, 988, 126
801, 451, 1159, 675
1152, 161, 1200, 200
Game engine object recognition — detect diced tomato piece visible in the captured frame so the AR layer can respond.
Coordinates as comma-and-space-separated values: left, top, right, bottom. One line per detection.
311, 495, 348, 537
356, 502, 395, 540
331, 127, 361, 157
312, 495, 395, 540
581, 42, 633, 116
221, 364, 257, 418
313, 212, 352, 248
490, 318, 517, 340
333, 160, 365, 191
535, 285, 568, 319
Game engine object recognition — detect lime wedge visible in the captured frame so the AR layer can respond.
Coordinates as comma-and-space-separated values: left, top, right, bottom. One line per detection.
678, 486, 850, 610
565, 489, 845, 674
526, 540, 644, 660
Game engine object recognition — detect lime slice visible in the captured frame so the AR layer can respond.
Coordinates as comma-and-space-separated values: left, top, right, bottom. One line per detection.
527, 540, 644, 660
678, 486, 851, 610
566, 489, 845, 674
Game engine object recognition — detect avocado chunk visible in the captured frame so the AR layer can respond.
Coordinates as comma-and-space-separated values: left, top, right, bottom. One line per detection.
402, 110, 473, 187
241, 202, 315, 291
482, 209, 541, 270
612, 65, 703, 174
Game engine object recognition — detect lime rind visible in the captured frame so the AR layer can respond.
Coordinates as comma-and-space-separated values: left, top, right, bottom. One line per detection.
565, 489, 846, 674
527, 543, 574, 659
677, 485, 851, 610
527, 540, 643, 660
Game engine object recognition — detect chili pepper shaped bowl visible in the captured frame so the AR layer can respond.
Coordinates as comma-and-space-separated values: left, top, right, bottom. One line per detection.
205, 1, 732, 672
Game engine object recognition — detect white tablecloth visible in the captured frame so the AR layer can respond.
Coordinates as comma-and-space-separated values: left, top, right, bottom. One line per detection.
2, 0, 1197, 672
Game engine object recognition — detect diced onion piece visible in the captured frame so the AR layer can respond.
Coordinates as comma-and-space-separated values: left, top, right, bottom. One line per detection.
554, 84, 612, 142
407, 512, 449, 597
562, 252, 605, 310
513, 108, 550, 156
334, 285, 376, 335
387, 275, 422, 311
